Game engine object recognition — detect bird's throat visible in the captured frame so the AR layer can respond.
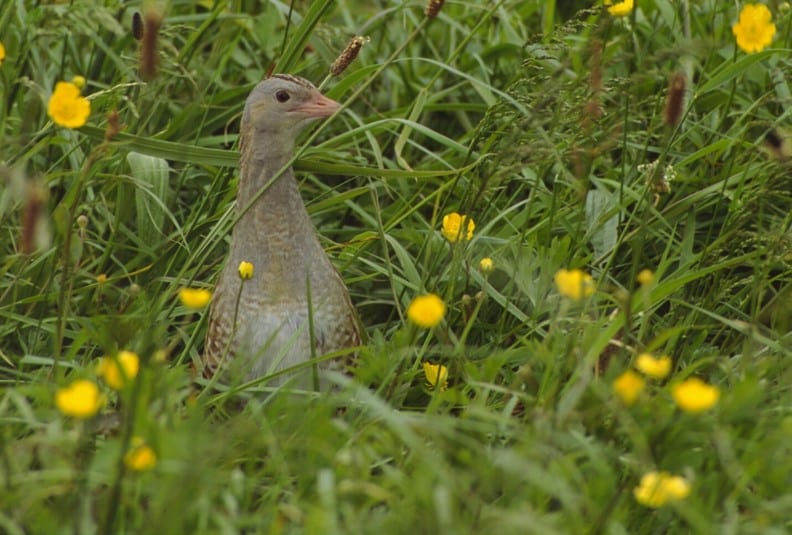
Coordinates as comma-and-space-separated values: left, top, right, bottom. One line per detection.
230, 149, 323, 290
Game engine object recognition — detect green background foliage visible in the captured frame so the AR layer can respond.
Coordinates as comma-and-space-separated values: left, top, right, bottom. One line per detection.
1, 1, 790, 533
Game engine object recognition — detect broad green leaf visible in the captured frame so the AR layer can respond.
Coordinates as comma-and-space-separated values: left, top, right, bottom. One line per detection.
127, 152, 171, 245
585, 189, 619, 260
696, 50, 775, 95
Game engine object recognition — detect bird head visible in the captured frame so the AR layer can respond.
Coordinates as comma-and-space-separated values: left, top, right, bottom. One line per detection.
243, 74, 340, 141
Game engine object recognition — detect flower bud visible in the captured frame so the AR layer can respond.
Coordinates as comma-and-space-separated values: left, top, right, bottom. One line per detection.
71, 75, 86, 90
238, 260, 254, 280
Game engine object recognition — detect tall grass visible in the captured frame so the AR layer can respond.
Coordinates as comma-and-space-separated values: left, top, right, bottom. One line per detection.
1, 1, 790, 533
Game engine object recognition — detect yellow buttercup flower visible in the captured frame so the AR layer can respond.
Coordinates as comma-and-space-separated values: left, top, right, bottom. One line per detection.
554, 268, 594, 300
407, 293, 446, 328
635, 353, 672, 379
732, 4, 776, 53
55, 379, 104, 419
423, 362, 448, 390
479, 257, 494, 274
636, 269, 655, 286
605, 0, 634, 17
633, 471, 691, 508
672, 378, 720, 413
179, 288, 212, 309
97, 350, 140, 390
47, 81, 91, 129
124, 437, 157, 471
0, 42, 6, 66
238, 261, 254, 280
441, 212, 475, 243
613, 370, 644, 406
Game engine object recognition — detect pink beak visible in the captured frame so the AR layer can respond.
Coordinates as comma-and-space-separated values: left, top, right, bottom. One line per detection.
296, 92, 341, 119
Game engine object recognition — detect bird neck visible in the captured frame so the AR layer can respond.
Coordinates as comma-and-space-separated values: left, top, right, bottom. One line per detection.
230, 128, 323, 277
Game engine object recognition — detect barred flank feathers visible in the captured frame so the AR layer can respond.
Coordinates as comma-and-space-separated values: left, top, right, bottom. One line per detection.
330, 36, 368, 76
664, 72, 686, 127
425, 0, 445, 18
140, 9, 162, 81
131, 11, 143, 41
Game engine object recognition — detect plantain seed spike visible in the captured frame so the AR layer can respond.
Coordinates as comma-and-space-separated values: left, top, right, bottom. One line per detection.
425, 0, 446, 19
330, 36, 369, 76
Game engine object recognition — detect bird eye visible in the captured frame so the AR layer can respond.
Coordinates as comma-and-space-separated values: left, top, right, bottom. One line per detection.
275, 90, 290, 103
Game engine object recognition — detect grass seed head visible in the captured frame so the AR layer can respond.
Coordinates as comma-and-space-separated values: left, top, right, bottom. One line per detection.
664, 72, 686, 127
140, 8, 162, 81
105, 110, 121, 142
131, 11, 143, 41
425, 0, 445, 19
20, 181, 47, 255
589, 39, 602, 94
330, 36, 369, 76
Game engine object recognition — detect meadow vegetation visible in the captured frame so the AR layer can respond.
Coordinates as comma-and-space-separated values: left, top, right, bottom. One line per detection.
1, 0, 791, 533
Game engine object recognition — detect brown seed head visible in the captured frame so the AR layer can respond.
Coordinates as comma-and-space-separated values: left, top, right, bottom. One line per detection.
105, 110, 122, 142
131, 11, 143, 41
581, 98, 603, 131
425, 0, 446, 18
330, 36, 369, 76
20, 182, 48, 255
140, 8, 162, 81
589, 39, 603, 94
664, 72, 686, 127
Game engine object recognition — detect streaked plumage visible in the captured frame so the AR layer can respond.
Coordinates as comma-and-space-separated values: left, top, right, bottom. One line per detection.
203, 75, 359, 387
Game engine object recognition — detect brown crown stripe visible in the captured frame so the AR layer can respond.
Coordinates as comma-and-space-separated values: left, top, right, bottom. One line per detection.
270, 73, 317, 90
